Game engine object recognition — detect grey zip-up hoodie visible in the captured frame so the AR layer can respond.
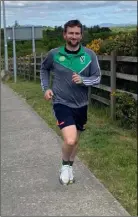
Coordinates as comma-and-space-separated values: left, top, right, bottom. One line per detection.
40, 45, 101, 108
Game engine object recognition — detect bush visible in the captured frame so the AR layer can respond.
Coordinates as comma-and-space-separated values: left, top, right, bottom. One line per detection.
87, 30, 137, 56
89, 31, 117, 40
115, 92, 137, 130
99, 39, 118, 55
86, 39, 103, 54
99, 31, 138, 56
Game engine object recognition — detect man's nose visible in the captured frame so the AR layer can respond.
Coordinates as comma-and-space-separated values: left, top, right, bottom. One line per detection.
72, 33, 77, 38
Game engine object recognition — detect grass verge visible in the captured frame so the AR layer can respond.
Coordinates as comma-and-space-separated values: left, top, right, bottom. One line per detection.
5, 78, 137, 216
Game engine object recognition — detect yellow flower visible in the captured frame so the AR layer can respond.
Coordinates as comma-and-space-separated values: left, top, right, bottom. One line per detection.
86, 38, 103, 53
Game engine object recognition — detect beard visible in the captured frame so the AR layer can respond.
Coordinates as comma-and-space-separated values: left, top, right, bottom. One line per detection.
67, 40, 80, 48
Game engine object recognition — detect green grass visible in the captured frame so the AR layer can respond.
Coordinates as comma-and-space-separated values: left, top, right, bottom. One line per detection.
5, 78, 137, 216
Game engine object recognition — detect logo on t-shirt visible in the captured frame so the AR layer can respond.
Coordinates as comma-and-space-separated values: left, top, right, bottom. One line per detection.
59, 56, 65, 61
80, 56, 85, 63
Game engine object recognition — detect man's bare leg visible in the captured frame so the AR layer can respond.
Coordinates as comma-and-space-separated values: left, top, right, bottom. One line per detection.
61, 125, 78, 161
69, 131, 80, 162
59, 125, 78, 184
68, 131, 81, 183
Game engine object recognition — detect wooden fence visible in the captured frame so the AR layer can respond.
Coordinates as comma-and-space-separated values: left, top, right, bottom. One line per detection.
1, 52, 137, 120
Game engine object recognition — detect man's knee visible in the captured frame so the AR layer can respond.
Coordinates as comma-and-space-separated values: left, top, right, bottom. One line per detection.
64, 138, 77, 146
61, 125, 78, 146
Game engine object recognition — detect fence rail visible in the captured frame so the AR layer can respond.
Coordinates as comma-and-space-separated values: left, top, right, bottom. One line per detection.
102, 70, 137, 82
1, 51, 137, 120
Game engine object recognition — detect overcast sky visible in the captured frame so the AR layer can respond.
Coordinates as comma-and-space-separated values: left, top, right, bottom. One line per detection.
1, 1, 137, 27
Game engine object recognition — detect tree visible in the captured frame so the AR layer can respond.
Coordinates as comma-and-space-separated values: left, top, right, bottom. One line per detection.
100, 27, 111, 32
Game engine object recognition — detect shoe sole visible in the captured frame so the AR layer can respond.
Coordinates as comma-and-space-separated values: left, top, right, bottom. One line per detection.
59, 177, 70, 185
69, 178, 75, 184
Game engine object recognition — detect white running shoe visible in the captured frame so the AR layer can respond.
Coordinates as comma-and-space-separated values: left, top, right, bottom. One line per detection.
69, 166, 75, 184
59, 165, 70, 185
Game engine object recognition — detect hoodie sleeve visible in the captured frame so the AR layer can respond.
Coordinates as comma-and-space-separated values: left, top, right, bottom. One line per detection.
81, 51, 101, 86
40, 50, 53, 92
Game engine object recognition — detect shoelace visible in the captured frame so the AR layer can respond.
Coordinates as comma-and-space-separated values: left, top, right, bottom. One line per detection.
61, 165, 69, 172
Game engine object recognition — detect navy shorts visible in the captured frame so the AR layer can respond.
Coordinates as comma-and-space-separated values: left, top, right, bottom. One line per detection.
53, 103, 87, 131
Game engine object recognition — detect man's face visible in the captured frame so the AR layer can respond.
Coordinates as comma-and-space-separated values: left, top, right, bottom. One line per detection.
63, 26, 82, 47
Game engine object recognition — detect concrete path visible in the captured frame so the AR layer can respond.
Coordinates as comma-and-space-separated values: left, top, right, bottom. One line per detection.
1, 82, 130, 216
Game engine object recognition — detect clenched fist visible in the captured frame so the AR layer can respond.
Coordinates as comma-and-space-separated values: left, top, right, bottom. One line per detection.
44, 89, 53, 101
72, 73, 83, 84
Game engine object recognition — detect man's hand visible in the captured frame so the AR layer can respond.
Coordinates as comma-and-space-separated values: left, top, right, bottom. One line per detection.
44, 89, 54, 101
72, 73, 83, 84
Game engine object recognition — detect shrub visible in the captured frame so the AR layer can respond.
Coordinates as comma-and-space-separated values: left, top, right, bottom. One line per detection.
87, 30, 137, 56
89, 31, 117, 40
86, 39, 103, 54
99, 31, 137, 56
99, 39, 118, 55
115, 91, 137, 130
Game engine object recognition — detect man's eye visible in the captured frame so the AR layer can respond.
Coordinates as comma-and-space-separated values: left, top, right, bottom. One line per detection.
69, 33, 80, 35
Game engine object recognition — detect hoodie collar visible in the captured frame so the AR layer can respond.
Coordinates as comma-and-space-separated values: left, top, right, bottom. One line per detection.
59, 45, 85, 57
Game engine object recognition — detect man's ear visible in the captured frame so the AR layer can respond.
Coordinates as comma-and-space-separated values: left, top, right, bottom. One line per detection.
63, 32, 66, 40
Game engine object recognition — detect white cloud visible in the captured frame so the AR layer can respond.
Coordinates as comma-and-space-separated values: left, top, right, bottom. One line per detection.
119, 1, 137, 6
5, 1, 27, 7
2, 0, 119, 10
1, 0, 137, 27
114, 7, 137, 13
79, 1, 107, 5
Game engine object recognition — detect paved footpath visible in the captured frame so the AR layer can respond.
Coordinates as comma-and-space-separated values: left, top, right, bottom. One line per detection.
1, 82, 130, 216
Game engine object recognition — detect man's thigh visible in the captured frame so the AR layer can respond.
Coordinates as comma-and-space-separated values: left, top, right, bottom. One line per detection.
53, 104, 78, 143
61, 125, 78, 145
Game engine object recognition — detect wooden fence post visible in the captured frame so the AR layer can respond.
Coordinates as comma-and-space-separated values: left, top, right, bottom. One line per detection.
110, 50, 116, 120
41, 53, 43, 62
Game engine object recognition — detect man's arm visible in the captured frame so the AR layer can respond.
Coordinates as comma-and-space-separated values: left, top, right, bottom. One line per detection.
81, 51, 101, 86
40, 50, 53, 92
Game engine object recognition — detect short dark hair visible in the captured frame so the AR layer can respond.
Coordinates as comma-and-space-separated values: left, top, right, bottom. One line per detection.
64, 20, 83, 34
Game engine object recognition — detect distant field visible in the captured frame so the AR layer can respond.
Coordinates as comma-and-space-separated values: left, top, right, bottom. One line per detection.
111, 25, 137, 32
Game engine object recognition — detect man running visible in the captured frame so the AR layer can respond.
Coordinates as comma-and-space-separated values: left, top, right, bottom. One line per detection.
40, 20, 101, 185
